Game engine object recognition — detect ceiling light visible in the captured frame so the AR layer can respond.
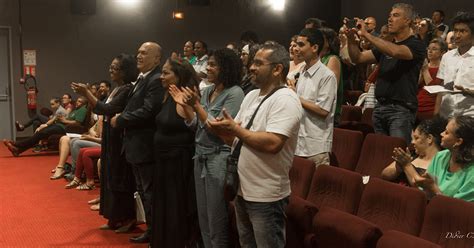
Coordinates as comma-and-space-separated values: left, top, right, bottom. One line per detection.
268, 0, 285, 11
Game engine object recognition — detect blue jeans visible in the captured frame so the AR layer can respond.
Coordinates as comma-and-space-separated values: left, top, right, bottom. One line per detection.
234, 196, 288, 248
194, 145, 231, 248
373, 103, 415, 143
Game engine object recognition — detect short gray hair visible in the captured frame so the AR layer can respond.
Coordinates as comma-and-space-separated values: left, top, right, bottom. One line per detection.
392, 3, 416, 21
260, 43, 290, 79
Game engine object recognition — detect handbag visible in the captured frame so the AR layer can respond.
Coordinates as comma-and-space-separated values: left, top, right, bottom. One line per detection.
223, 86, 285, 201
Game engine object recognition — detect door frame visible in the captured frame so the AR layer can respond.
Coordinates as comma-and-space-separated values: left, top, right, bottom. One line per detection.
0, 26, 16, 140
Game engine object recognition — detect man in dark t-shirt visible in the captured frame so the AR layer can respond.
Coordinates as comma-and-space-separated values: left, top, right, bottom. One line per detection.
346, 3, 426, 143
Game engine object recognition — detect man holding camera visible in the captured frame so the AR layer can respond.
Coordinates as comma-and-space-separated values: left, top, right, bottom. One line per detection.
346, 3, 426, 143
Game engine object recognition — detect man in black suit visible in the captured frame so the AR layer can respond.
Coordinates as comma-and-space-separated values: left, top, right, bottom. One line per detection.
111, 41, 164, 243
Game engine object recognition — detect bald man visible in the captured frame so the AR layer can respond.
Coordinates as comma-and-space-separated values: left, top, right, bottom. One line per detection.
111, 41, 164, 244
365, 16, 379, 36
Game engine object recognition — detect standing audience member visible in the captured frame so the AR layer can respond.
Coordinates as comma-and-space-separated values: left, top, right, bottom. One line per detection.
415, 116, 474, 202
240, 44, 260, 95
435, 12, 474, 118
365, 16, 379, 36
305, 17, 325, 29
290, 28, 337, 167
240, 30, 259, 46
170, 48, 245, 248
194, 40, 210, 89
287, 35, 306, 86
4, 97, 88, 157
209, 43, 302, 248
432, 9, 450, 39
416, 18, 435, 47
320, 27, 344, 126
347, 3, 426, 143
73, 53, 139, 233
417, 38, 447, 120
111, 42, 164, 243
151, 58, 200, 248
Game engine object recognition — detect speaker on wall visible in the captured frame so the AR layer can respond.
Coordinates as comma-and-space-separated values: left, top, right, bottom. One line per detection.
70, 0, 96, 15
186, 0, 210, 6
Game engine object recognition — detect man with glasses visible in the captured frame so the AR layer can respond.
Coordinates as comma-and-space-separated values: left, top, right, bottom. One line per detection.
365, 16, 379, 37
208, 43, 302, 248
290, 28, 337, 167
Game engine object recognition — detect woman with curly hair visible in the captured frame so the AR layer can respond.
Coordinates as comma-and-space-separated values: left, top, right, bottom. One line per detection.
169, 48, 245, 247
415, 115, 474, 202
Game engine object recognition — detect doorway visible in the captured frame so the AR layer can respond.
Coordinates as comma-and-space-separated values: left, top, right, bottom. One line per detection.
0, 26, 15, 140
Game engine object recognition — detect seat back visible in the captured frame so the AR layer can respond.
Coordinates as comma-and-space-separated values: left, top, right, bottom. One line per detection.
355, 133, 406, 177
376, 230, 442, 248
361, 108, 374, 126
289, 157, 315, 199
341, 105, 362, 122
331, 128, 364, 170
420, 195, 474, 248
306, 165, 364, 214
357, 178, 427, 235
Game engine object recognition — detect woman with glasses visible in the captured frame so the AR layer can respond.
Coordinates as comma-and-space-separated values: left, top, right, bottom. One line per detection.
168, 48, 245, 248
417, 38, 447, 120
71, 53, 138, 233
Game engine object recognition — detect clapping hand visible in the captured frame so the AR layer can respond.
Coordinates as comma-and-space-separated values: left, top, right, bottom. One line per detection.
71, 82, 89, 96
207, 108, 240, 135
414, 172, 440, 195
392, 147, 412, 167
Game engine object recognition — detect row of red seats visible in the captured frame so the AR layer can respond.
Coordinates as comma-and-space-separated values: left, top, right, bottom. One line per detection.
287, 164, 474, 248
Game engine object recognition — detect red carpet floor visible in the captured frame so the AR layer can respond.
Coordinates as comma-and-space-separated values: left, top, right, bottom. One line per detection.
0, 146, 147, 247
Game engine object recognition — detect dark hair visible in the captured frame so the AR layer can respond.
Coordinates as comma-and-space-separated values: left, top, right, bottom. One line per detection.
259, 42, 290, 80
247, 43, 262, 70
115, 53, 139, 84
240, 30, 259, 44
64, 93, 72, 99
416, 117, 448, 150
185, 40, 194, 48
453, 115, 474, 165
299, 28, 325, 54
319, 27, 340, 56
305, 18, 324, 28
50, 97, 61, 104
166, 57, 200, 90
99, 80, 111, 88
429, 38, 448, 53
433, 9, 445, 18
210, 48, 242, 88
452, 12, 474, 34
195, 40, 208, 52
290, 35, 298, 43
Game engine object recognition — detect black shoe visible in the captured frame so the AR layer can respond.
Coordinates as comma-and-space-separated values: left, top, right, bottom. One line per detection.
129, 232, 150, 243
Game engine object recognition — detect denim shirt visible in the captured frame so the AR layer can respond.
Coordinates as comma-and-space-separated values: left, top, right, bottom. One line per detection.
191, 85, 244, 154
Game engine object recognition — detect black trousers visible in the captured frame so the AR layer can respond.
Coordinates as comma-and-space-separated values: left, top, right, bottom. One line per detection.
15, 124, 65, 151
131, 161, 154, 233
23, 114, 49, 131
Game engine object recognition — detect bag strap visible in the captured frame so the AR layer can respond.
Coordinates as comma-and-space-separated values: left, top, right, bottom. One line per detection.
231, 86, 286, 157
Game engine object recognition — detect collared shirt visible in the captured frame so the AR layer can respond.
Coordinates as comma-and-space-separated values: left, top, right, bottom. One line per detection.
437, 46, 474, 117
193, 54, 208, 75
295, 60, 337, 156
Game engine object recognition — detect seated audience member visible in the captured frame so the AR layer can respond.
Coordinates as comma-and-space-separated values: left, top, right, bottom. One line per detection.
50, 117, 102, 180
416, 116, 474, 202
287, 35, 305, 86
435, 12, 474, 118
346, 3, 426, 143
290, 28, 337, 167
381, 117, 447, 185
64, 146, 101, 190
15, 97, 67, 132
62, 93, 75, 116
417, 38, 447, 119
183, 40, 197, 64
3, 97, 88, 157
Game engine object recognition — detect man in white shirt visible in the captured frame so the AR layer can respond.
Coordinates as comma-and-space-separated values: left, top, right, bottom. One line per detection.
291, 28, 337, 166
208, 43, 302, 248
193, 40, 210, 90
435, 12, 474, 118
432, 10, 450, 39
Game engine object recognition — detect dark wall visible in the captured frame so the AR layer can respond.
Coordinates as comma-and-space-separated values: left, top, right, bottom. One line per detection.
2, 0, 339, 136
341, 0, 474, 29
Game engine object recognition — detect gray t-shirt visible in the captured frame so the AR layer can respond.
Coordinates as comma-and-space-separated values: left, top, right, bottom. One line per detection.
54, 105, 68, 118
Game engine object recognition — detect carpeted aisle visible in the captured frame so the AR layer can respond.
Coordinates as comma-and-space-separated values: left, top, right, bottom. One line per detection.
0, 146, 147, 247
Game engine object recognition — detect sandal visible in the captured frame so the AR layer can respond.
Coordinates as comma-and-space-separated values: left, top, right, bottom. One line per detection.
88, 197, 100, 205
90, 203, 100, 211
76, 183, 95, 190
65, 179, 81, 189
50, 167, 65, 180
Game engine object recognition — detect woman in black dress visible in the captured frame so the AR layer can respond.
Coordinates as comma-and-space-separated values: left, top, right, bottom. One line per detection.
151, 58, 200, 247
72, 54, 138, 232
